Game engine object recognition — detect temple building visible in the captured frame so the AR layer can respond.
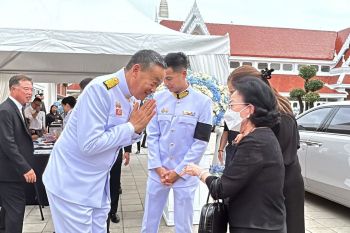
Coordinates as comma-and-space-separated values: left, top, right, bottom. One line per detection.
159, 1, 350, 108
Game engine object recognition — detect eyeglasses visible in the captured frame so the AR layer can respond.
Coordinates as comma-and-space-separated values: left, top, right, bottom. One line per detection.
228, 102, 249, 110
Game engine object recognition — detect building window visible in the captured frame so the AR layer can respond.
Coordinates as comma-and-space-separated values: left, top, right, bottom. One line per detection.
242, 62, 252, 66
311, 65, 319, 72
321, 65, 330, 72
297, 64, 307, 70
257, 63, 268, 69
283, 64, 293, 71
230, 61, 240, 69
271, 63, 281, 70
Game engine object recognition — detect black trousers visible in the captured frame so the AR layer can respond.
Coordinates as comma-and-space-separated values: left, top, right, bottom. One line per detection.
109, 150, 123, 214
107, 150, 123, 232
135, 141, 141, 152
141, 131, 147, 147
284, 161, 305, 233
0, 182, 26, 233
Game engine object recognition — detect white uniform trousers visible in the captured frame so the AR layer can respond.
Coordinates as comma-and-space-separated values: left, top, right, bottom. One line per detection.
47, 191, 110, 233
141, 178, 197, 233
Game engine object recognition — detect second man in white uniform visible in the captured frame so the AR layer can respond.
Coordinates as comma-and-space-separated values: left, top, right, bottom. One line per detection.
141, 52, 213, 233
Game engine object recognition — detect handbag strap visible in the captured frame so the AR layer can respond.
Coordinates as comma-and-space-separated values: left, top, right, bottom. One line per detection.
207, 178, 224, 204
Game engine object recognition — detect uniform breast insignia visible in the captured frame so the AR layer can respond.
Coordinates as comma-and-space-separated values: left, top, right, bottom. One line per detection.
103, 77, 119, 90
161, 108, 168, 114
183, 110, 195, 116
115, 102, 122, 116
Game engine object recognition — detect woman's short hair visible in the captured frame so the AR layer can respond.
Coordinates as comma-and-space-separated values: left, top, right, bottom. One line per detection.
232, 76, 280, 128
49, 105, 57, 114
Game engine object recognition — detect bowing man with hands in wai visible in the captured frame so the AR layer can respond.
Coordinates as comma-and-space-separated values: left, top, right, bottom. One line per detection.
43, 49, 166, 233
0, 74, 37, 233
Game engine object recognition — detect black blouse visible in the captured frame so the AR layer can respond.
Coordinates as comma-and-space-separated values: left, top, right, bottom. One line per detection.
206, 128, 285, 231
46, 113, 63, 127
271, 112, 300, 166
223, 121, 239, 145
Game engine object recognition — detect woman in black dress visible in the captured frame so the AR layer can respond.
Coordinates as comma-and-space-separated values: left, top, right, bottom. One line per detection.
184, 76, 285, 232
46, 105, 63, 128
227, 65, 305, 233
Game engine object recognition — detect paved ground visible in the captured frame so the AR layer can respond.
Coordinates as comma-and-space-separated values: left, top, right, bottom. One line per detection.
22, 147, 350, 233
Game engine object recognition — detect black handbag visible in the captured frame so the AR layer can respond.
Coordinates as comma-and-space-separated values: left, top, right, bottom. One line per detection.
198, 180, 228, 233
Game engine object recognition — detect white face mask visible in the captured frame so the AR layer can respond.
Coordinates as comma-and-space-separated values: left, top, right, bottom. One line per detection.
223, 106, 248, 132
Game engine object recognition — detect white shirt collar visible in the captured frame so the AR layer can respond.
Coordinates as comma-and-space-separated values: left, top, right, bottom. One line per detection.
9, 95, 24, 111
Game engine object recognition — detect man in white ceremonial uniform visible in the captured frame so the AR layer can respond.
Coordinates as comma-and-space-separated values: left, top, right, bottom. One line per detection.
141, 52, 213, 233
43, 50, 166, 233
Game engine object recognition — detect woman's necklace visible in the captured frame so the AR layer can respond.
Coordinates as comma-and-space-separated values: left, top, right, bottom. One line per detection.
233, 127, 256, 144
242, 127, 256, 137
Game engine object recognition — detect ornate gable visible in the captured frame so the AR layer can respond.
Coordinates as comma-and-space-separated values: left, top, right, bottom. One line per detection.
179, 1, 209, 35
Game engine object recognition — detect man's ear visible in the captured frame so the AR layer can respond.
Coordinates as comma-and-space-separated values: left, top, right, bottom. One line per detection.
182, 69, 187, 79
131, 64, 141, 78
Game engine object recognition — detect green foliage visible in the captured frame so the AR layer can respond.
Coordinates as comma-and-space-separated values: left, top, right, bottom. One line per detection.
304, 92, 320, 103
299, 65, 317, 81
290, 88, 306, 100
305, 79, 324, 92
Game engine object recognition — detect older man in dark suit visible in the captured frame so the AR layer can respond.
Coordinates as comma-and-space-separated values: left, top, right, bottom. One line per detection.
0, 74, 37, 233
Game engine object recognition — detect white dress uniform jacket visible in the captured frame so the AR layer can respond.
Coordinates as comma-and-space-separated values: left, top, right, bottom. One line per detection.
43, 68, 141, 208
147, 85, 212, 187
141, 85, 212, 233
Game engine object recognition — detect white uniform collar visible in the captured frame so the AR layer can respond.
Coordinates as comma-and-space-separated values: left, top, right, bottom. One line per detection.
118, 68, 132, 100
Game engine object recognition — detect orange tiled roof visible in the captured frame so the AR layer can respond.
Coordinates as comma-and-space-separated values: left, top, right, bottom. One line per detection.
335, 28, 350, 54
344, 75, 350, 84
269, 75, 339, 94
334, 28, 350, 67
160, 20, 339, 60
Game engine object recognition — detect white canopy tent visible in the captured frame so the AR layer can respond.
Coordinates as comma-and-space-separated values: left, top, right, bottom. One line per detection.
0, 0, 230, 104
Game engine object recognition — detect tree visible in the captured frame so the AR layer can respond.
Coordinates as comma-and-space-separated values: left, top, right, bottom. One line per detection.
289, 65, 323, 114
290, 88, 305, 114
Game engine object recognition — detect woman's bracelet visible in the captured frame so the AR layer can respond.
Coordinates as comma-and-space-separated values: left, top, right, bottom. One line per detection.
198, 170, 209, 181
218, 149, 224, 152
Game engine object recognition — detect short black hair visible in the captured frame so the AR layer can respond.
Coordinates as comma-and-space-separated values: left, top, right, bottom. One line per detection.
164, 52, 188, 72
9, 74, 32, 89
61, 96, 76, 108
125, 50, 166, 71
33, 97, 42, 103
232, 76, 280, 128
79, 78, 93, 90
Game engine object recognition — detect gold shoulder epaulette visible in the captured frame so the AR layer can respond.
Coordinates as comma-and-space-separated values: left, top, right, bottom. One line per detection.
173, 90, 189, 99
103, 77, 119, 90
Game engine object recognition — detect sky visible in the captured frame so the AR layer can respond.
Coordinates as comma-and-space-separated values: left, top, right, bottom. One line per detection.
128, 0, 350, 31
